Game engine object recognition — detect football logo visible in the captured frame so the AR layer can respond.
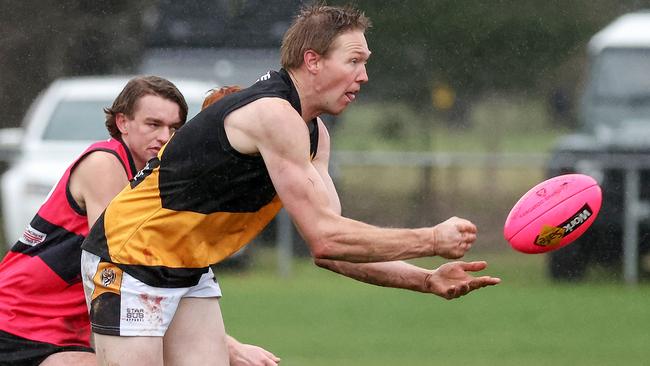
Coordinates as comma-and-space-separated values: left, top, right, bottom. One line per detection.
534, 204, 593, 247
101, 267, 116, 287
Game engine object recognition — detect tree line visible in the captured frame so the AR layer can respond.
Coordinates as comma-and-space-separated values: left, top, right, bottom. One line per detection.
1, 0, 647, 129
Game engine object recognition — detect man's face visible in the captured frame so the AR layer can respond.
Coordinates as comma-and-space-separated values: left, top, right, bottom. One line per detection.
316, 29, 371, 115
117, 94, 182, 170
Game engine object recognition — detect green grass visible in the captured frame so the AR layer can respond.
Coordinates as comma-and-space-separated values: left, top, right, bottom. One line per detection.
3, 97, 644, 364
219, 249, 650, 366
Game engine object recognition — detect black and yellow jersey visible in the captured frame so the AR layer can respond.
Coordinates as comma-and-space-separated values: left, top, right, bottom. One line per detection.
82, 69, 319, 288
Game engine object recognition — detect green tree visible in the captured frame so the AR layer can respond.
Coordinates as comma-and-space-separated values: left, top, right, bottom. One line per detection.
0, 1, 151, 128
336, 0, 646, 119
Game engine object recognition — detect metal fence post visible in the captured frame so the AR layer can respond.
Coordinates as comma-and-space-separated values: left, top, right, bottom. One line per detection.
276, 208, 293, 277
623, 168, 640, 284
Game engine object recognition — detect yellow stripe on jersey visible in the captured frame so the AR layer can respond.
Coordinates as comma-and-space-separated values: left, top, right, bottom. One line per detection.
103, 167, 282, 268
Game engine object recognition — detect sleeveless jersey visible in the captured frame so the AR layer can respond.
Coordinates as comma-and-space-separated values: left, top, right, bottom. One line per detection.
0, 138, 137, 347
82, 69, 319, 288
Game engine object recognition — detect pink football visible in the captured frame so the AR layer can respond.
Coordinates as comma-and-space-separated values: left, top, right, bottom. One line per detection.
504, 174, 602, 254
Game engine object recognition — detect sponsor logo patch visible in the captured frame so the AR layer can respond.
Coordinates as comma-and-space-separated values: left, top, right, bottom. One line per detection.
257, 71, 271, 81
534, 225, 565, 247
130, 158, 160, 188
534, 203, 593, 247
101, 268, 117, 287
19, 225, 47, 246
125, 308, 145, 322
91, 262, 123, 301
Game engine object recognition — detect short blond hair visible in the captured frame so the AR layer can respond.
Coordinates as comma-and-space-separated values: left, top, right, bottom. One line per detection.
281, 3, 371, 70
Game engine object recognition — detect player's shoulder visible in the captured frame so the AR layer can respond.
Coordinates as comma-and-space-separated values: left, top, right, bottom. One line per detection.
69, 149, 128, 198
74, 150, 125, 176
233, 97, 302, 128
249, 96, 295, 115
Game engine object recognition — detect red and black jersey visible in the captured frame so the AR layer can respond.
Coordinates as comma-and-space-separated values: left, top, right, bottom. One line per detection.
0, 138, 136, 347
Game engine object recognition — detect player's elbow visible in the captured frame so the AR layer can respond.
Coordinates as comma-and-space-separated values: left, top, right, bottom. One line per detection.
298, 216, 336, 260
301, 213, 350, 260
307, 226, 345, 260
309, 237, 336, 260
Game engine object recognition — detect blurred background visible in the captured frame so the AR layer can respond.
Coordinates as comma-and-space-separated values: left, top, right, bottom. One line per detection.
1, 0, 643, 129
0, 0, 616, 125
0, 0, 642, 127
2, 1, 650, 364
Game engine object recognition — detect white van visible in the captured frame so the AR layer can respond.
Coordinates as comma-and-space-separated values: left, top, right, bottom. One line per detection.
547, 12, 650, 280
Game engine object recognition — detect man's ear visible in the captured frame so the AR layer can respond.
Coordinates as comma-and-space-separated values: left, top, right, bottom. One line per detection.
116, 113, 129, 134
303, 49, 321, 74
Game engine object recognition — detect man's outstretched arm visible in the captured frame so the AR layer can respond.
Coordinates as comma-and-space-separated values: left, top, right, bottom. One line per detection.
243, 100, 475, 263
314, 259, 501, 299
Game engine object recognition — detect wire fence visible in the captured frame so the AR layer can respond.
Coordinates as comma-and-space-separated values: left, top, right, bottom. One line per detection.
274, 151, 549, 276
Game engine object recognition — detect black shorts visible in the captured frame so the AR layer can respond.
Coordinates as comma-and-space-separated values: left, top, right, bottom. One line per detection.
0, 330, 94, 366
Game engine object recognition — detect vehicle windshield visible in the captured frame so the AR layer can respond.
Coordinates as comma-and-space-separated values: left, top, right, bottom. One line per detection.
590, 48, 650, 102
42, 100, 202, 141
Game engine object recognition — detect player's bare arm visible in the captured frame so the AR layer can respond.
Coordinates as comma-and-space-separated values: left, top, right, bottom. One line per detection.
314, 259, 500, 299
311, 118, 341, 214
226, 98, 476, 263
306, 120, 500, 296
69, 151, 129, 227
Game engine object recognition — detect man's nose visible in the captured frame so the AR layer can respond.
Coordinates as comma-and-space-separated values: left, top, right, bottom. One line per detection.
357, 64, 369, 83
158, 126, 173, 143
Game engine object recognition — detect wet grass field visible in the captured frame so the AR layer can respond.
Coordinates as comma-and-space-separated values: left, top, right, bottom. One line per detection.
219, 248, 650, 366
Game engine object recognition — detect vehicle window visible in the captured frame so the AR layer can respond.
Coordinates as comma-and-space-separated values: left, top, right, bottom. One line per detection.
591, 48, 650, 101
42, 100, 111, 141
42, 100, 202, 141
